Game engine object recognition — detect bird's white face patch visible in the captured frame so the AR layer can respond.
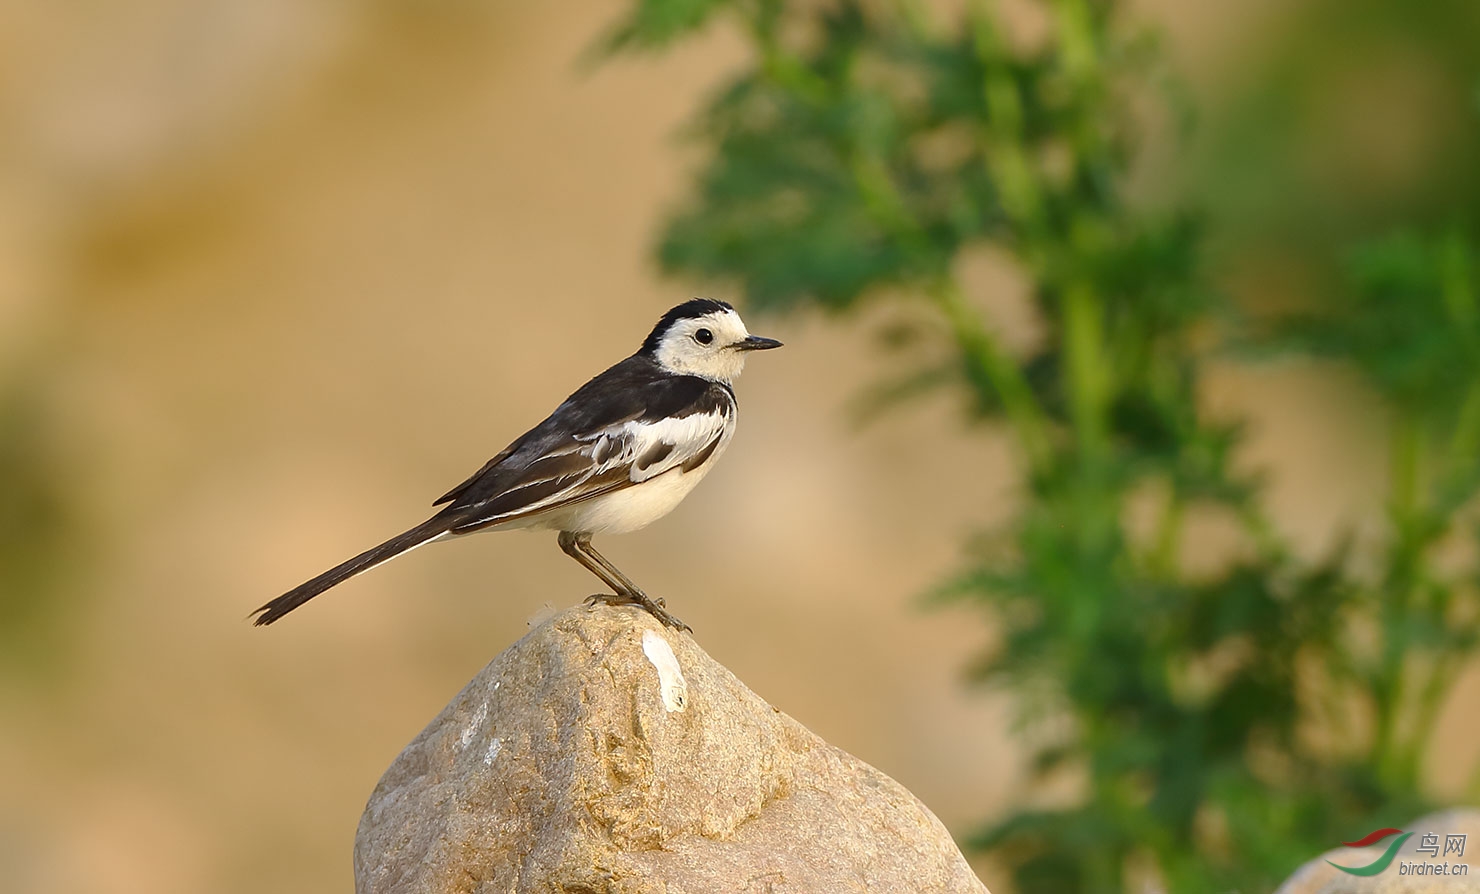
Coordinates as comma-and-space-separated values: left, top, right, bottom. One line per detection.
652, 306, 755, 383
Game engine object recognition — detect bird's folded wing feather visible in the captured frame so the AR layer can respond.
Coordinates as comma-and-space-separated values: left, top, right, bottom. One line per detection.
439, 395, 733, 533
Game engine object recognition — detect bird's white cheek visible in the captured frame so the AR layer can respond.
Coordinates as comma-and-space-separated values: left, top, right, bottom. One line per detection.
711, 349, 749, 382
653, 343, 747, 382
725, 352, 748, 380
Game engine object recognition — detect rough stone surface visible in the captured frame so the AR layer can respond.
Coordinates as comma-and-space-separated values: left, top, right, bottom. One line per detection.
1275, 809, 1480, 894
354, 604, 990, 894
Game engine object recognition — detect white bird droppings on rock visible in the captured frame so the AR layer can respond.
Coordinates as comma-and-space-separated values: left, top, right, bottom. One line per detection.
483, 738, 501, 766
641, 628, 688, 712
459, 702, 487, 748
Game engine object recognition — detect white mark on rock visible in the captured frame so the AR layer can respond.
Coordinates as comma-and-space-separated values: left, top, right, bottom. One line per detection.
641, 629, 688, 712
483, 737, 502, 766
460, 702, 488, 748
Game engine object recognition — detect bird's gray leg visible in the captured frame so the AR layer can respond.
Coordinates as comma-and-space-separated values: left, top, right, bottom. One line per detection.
575, 537, 666, 607
579, 535, 690, 632
558, 531, 691, 633
558, 530, 631, 600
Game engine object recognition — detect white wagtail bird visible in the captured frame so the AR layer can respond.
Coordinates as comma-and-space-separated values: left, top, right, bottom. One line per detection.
251, 298, 780, 632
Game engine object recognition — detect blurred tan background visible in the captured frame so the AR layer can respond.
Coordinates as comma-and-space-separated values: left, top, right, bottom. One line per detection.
1, 2, 1477, 893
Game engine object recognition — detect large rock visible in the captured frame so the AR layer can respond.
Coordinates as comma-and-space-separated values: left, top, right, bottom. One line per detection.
1276, 808, 1480, 894
354, 604, 989, 894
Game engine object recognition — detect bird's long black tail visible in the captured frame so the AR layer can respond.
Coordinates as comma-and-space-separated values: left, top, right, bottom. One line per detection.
251, 518, 452, 626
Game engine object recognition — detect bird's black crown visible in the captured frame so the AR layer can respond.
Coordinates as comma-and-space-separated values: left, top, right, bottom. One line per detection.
640, 298, 734, 354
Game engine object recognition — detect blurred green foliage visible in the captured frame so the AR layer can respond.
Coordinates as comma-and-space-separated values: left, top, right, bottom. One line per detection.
1263, 228, 1480, 797
0, 373, 81, 673
1195, 0, 1480, 255
605, 0, 1480, 891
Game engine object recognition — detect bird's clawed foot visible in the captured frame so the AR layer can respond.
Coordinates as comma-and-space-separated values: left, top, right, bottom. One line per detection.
584, 592, 691, 633
585, 592, 636, 608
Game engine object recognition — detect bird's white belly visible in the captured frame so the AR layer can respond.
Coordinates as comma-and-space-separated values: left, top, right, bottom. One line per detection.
539, 463, 716, 535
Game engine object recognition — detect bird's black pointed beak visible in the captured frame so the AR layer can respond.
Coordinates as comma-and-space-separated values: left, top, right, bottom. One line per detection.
736, 335, 783, 352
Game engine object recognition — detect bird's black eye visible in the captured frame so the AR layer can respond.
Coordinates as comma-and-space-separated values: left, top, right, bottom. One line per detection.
694, 328, 714, 345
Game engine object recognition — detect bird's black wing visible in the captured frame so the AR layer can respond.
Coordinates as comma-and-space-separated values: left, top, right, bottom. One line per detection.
432, 355, 736, 532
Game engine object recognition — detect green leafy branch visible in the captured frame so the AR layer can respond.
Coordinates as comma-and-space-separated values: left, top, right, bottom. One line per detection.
601, 1, 1480, 890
